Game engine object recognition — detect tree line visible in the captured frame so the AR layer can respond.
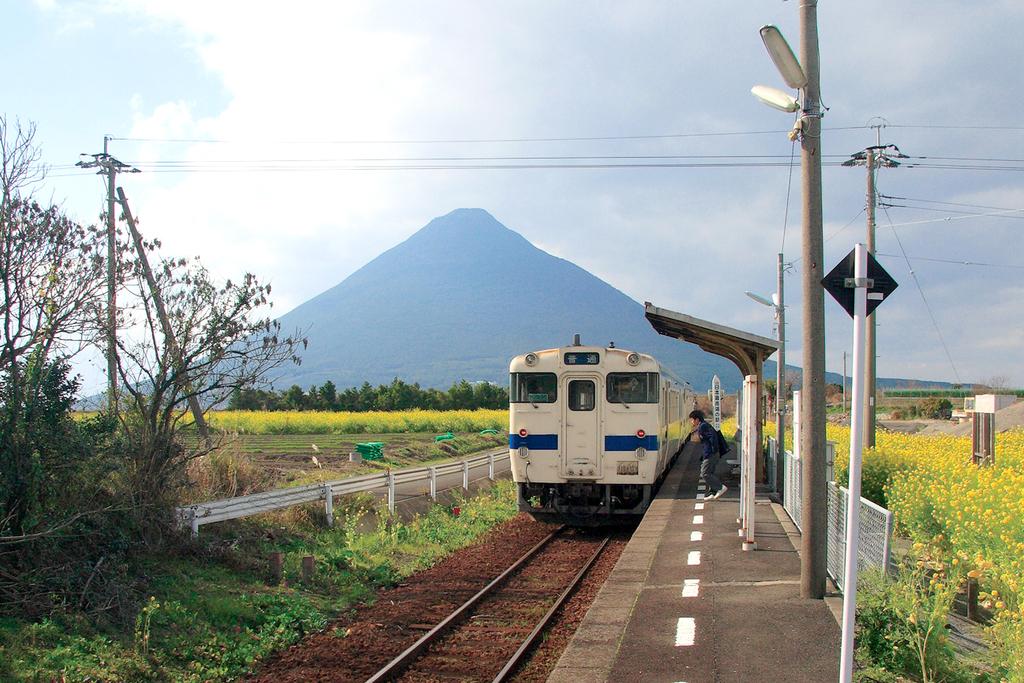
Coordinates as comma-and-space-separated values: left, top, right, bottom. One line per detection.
229, 377, 509, 412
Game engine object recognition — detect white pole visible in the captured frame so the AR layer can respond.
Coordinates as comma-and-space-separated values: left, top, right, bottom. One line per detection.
792, 390, 802, 513
388, 470, 396, 514
736, 383, 746, 527
743, 374, 759, 550
840, 243, 868, 683
323, 484, 334, 528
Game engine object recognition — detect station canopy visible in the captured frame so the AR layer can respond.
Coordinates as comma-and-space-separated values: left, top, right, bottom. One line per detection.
644, 302, 778, 378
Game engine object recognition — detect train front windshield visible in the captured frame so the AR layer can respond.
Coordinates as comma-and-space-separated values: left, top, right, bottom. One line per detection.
510, 372, 558, 403
606, 372, 660, 404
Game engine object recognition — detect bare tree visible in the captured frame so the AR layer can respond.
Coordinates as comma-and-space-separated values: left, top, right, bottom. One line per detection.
0, 117, 107, 371
113, 236, 306, 535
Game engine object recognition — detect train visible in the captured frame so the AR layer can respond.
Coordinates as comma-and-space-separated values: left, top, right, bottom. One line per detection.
509, 337, 695, 524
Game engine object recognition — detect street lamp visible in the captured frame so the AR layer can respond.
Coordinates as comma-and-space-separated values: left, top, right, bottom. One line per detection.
745, 257, 787, 493
759, 25, 807, 89
751, 14, 828, 607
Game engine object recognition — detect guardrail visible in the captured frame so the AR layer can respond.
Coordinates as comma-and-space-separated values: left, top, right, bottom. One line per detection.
769, 436, 894, 591
178, 449, 510, 536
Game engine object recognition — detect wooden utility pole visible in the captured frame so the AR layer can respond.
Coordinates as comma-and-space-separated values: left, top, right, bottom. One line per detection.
116, 187, 210, 443
75, 138, 139, 412
799, 0, 828, 600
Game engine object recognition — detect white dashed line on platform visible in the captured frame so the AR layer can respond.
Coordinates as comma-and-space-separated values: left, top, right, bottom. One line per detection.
675, 617, 696, 646
694, 502, 704, 510
692, 515, 703, 525
690, 531, 703, 542
681, 578, 700, 597
687, 551, 701, 565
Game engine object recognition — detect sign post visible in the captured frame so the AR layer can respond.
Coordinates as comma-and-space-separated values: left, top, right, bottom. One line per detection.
822, 244, 898, 683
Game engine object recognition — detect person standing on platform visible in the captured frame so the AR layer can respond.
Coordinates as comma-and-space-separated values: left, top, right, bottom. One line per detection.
689, 410, 728, 500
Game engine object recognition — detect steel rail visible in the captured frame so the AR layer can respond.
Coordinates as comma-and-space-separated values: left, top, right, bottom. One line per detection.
492, 535, 610, 682
364, 527, 566, 683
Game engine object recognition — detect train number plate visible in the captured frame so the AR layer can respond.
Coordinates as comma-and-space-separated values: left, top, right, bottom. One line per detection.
617, 462, 639, 475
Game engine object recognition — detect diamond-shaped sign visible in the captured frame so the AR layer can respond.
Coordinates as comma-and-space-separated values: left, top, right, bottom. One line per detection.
821, 249, 898, 318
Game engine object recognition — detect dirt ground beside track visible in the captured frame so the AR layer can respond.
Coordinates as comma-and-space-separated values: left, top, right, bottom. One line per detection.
246, 512, 628, 682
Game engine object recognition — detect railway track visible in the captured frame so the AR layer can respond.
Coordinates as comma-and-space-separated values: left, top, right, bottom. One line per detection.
365, 526, 610, 682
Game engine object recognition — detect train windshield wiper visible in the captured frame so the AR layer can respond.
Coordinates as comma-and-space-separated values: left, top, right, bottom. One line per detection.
616, 396, 631, 409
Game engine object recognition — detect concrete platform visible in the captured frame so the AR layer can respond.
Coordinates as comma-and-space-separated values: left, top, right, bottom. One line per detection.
548, 446, 840, 683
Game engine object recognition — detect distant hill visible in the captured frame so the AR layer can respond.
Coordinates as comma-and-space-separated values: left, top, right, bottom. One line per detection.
765, 360, 959, 393
271, 208, 744, 392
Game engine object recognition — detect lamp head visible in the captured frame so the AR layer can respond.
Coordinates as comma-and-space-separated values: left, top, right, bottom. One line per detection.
745, 291, 774, 307
759, 25, 807, 90
751, 85, 799, 113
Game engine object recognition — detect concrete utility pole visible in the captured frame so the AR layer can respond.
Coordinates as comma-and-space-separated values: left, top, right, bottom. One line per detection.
117, 188, 210, 443
842, 131, 905, 448
775, 252, 786, 493
798, 0, 828, 600
76, 138, 139, 412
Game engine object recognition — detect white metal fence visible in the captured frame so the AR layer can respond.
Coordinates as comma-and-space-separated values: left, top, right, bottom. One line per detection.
178, 448, 509, 536
768, 437, 894, 591
826, 481, 895, 591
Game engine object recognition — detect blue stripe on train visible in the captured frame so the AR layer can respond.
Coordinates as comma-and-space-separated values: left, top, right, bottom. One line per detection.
509, 433, 559, 450
604, 434, 660, 451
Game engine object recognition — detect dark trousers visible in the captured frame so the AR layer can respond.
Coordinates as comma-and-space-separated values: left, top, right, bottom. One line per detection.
700, 453, 724, 493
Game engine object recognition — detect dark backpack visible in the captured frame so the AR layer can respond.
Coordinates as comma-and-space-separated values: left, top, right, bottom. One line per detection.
715, 429, 731, 456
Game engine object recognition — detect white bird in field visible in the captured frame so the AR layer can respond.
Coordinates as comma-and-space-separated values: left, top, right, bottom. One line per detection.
311, 455, 322, 469
311, 443, 320, 452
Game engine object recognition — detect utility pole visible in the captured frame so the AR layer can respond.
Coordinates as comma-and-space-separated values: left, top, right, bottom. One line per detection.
76, 138, 139, 412
117, 188, 210, 443
798, 0, 828, 600
775, 252, 786, 493
842, 129, 905, 448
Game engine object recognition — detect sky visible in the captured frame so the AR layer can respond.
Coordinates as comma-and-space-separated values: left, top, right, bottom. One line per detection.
4, 0, 1024, 395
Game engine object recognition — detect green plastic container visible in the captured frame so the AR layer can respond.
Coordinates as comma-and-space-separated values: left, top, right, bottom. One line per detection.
434, 432, 455, 442
355, 442, 385, 460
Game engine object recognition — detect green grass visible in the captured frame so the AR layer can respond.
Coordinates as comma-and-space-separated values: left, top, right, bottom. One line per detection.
0, 481, 519, 682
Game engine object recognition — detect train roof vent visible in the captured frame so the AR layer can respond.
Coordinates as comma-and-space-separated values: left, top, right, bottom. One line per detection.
609, 341, 616, 348
572, 333, 581, 346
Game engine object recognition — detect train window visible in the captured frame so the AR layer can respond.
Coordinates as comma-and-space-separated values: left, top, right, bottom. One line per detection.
568, 380, 596, 411
606, 372, 660, 404
510, 373, 557, 403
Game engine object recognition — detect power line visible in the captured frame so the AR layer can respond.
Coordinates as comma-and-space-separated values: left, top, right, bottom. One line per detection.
875, 253, 1024, 269
780, 140, 797, 254
879, 203, 1024, 220
879, 194, 1024, 213
108, 126, 872, 146
880, 206, 962, 384
888, 123, 1024, 132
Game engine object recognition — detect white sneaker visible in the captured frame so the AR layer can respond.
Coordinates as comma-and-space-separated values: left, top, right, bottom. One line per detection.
712, 485, 728, 500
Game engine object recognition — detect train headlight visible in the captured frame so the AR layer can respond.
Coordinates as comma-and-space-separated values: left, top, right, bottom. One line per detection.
518, 446, 529, 459
524, 353, 538, 366
636, 447, 647, 459
627, 352, 640, 366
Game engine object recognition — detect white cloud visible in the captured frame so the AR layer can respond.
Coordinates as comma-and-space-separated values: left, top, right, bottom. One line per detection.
20, 1, 1024, 389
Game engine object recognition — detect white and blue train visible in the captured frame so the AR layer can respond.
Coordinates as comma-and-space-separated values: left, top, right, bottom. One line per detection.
509, 337, 695, 523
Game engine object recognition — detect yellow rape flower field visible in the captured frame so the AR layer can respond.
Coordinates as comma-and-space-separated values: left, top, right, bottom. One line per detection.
827, 424, 1024, 679
204, 408, 508, 435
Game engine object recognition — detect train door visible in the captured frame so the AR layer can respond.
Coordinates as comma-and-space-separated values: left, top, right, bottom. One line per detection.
562, 375, 601, 477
